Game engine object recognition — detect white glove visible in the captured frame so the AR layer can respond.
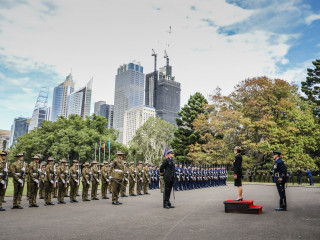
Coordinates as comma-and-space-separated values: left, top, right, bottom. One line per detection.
50, 180, 54, 184
87, 181, 90, 185
1, 180, 5, 185
140, 178, 142, 181
109, 176, 112, 179
65, 170, 68, 174
62, 179, 65, 184
67, 180, 69, 183
38, 169, 42, 173
21, 167, 25, 172
34, 179, 39, 184
96, 179, 99, 183
75, 180, 79, 183
4, 168, 8, 172
18, 179, 23, 184
98, 170, 101, 173
106, 179, 109, 182
133, 179, 135, 182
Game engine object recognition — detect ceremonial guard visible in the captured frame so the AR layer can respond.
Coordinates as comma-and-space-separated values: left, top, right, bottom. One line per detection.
128, 161, 136, 196
273, 151, 287, 211
160, 149, 175, 209
28, 155, 41, 207
120, 162, 129, 197
39, 162, 46, 199
57, 159, 68, 204
81, 162, 91, 201
143, 161, 150, 195
69, 160, 79, 203
52, 163, 59, 198
109, 151, 125, 205
44, 157, 56, 206
91, 161, 100, 200
65, 163, 70, 197
11, 153, 28, 209
101, 161, 110, 199
136, 161, 143, 195
0, 151, 9, 211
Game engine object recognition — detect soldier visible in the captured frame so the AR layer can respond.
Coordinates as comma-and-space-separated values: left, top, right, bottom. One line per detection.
128, 161, 136, 196
11, 153, 28, 209
44, 157, 56, 206
69, 160, 80, 203
52, 163, 59, 198
65, 163, 70, 197
160, 149, 175, 209
120, 162, 129, 197
136, 161, 143, 195
143, 161, 150, 195
91, 161, 100, 200
39, 162, 46, 199
81, 162, 91, 201
109, 151, 125, 205
57, 159, 68, 204
28, 155, 41, 207
0, 151, 9, 211
101, 161, 110, 199
273, 151, 287, 211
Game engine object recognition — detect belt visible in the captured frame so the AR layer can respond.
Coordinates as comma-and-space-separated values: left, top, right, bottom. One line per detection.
15, 173, 21, 175
114, 169, 123, 173
0, 173, 2, 176
33, 173, 37, 175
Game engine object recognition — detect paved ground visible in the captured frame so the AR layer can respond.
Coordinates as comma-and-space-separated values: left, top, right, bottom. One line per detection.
1, 184, 319, 240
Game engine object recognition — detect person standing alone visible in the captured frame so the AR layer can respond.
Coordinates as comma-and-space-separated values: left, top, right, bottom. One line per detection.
160, 149, 175, 209
233, 146, 243, 201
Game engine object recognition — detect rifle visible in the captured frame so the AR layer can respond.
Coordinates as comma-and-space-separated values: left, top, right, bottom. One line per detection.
21, 159, 26, 187
3, 156, 8, 189
97, 162, 101, 184
53, 164, 57, 188
37, 161, 41, 188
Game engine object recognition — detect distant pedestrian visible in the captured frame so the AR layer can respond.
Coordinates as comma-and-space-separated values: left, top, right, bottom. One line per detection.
297, 167, 302, 185
306, 168, 314, 186
288, 170, 294, 185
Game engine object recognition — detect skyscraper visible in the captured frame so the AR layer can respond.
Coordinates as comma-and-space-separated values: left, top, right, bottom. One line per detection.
9, 117, 30, 148
113, 62, 145, 143
51, 74, 75, 122
99, 104, 114, 129
123, 106, 155, 146
67, 78, 93, 119
94, 101, 106, 116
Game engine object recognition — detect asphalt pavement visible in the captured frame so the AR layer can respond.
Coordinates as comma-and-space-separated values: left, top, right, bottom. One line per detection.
1, 184, 319, 240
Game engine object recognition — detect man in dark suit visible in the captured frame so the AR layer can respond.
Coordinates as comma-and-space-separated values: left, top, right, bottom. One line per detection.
160, 149, 175, 209
273, 151, 287, 211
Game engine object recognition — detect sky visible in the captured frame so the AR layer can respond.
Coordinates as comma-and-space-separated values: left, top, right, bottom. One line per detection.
0, 0, 320, 130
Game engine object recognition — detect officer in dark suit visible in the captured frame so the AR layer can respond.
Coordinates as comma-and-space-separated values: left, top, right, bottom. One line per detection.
160, 149, 175, 209
273, 151, 287, 211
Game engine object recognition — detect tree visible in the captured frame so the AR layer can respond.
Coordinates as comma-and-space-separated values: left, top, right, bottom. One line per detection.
189, 77, 320, 170
171, 92, 208, 163
129, 117, 174, 166
301, 59, 320, 118
8, 114, 126, 164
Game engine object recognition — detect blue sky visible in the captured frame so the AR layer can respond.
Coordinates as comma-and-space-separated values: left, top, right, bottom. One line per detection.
0, 0, 320, 130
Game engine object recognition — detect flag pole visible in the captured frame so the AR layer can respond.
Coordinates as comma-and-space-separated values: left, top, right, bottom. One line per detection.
108, 138, 111, 163
99, 141, 101, 163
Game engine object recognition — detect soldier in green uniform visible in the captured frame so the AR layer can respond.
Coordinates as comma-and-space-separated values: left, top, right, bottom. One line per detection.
91, 161, 100, 200
128, 161, 136, 196
120, 162, 129, 197
44, 157, 55, 206
81, 162, 91, 201
28, 155, 41, 207
109, 151, 125, 205
39, 162, 46, 199
101, 161, 110, 199
0, 151, 9, 211
136, 161, 143, 195
11, 153, 28, 209
52, 163, 59, 198
57, 159, 68, 204
65, 163, 70, 197
143, 161, 150, 195
69, 160, 79, 203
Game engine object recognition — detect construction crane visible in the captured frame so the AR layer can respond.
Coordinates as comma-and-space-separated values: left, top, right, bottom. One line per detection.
152, 49, 157, 73
164, 50, 170, 76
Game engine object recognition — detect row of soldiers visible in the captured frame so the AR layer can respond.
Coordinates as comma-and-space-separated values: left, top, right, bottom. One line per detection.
0, 151, 162, 210
173, 164, 227, 191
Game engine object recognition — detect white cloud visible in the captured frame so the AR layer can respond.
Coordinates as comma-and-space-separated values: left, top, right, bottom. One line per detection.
305, 14, 320, 25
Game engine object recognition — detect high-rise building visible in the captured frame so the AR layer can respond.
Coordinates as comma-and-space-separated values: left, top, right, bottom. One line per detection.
123, 106, 155, 146
155, 66, 180, 125
29, 87, 50, 132
9, 117, 30, 148
51, 74, 75, 122
0, 130, 10, 150
67, 78, 93, 119
145, 71, 157, 107
99, 104, 114, 129
113, 62, 145, 143
94, 101, 106, 116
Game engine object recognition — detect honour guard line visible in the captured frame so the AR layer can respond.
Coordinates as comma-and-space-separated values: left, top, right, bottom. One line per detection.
0, 147, 228, 211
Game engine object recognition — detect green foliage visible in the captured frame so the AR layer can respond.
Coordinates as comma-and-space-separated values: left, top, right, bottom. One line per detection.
190, 77, 320, 170
129, 117, 174, 166
171, 92, 208, 163
8, 114, 126, 164
301, 59, 320, 118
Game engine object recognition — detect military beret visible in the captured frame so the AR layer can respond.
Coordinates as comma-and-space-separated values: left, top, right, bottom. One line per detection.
15, 153, 24, 157
273, 151, 281, 156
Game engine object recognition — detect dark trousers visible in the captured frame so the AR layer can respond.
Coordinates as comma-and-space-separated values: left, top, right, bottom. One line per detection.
276, 182, 287, 209
298, 176, 302, 185
163, 180, 173, 207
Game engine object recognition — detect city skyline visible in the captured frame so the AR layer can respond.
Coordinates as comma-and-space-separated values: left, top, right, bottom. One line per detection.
1, 0, 320, 130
